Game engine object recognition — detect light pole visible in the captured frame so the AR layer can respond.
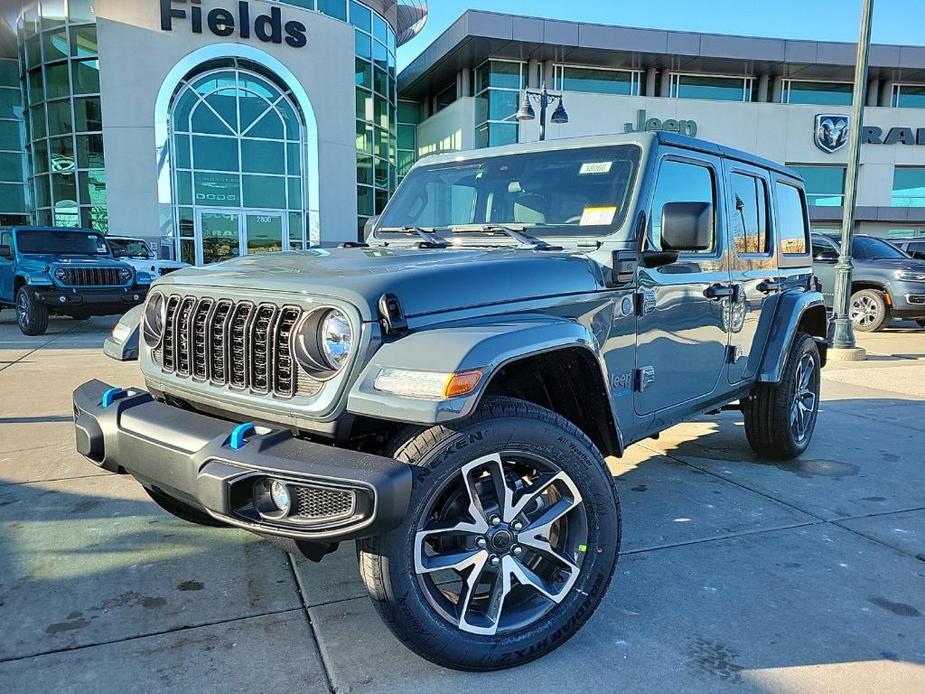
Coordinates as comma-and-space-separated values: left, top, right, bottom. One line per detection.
831, 0, 874, 359
515, 83, 569, 141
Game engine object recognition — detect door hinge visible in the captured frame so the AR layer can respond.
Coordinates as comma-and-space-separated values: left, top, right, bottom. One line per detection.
726, 345, 744, 364
636, 366, 656, 392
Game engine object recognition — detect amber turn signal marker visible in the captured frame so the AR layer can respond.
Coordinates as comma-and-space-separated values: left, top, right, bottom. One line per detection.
444, 370, 483, 398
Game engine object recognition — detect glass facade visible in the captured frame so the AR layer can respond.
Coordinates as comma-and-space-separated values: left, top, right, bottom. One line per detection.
892, 84, 925, 109
351, 0, 398, 236
18, 0, 105, 230
669, 73, 753, 102
396, 99, 421, 181
781, 80, 853, 106
0, 59, 28, 224
475, 60, 525, 148
892, 167, 925, 207
788, 165, 846, 207
554, 65, 640, 96
169, 64, 307, 265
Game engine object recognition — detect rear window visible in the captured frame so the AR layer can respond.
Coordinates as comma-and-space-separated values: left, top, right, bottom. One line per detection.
775, 182, 809, 255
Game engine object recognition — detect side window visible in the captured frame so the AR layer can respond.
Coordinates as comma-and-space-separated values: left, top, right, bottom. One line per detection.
650, 159, 716, 253
776, 182, 809, 255
730, 172, 769, 254
812, 238, 838, 261
0, 231, 10, 248
907, 242, 925, 259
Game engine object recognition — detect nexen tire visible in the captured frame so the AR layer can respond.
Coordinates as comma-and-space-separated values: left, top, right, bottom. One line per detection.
358, 397, 621, 671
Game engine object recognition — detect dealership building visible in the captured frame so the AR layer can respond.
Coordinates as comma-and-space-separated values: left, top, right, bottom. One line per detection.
3, 4, 925, 263
0, 0, 426, 263
397, 10, 925, 243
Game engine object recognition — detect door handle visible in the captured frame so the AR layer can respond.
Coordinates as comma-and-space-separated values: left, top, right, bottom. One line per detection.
757, 278, 782, 294
704, 283, 735, 300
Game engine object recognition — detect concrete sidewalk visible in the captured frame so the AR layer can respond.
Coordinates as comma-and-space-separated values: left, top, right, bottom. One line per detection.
0, 314, 923, 693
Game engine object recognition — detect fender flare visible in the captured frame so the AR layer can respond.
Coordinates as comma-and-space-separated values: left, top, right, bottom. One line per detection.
757, 290, 828, 383
347, 316, 622, 447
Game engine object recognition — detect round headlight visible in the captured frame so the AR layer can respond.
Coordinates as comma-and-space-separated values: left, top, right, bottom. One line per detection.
54, 267, 69, 282
119, 267, 133, 283
318, 309, 353, 370
143, 293, 166, 348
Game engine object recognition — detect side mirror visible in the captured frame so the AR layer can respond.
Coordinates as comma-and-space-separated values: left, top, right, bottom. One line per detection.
661, 202, 713, 252
0, 244, 11, 259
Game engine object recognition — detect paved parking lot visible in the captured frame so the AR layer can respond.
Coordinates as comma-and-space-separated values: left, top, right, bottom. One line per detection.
1, 314, 923, 693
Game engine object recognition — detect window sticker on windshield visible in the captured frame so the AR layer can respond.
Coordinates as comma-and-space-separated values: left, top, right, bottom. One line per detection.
579, 161, 613, 175
580, 206, 618, 226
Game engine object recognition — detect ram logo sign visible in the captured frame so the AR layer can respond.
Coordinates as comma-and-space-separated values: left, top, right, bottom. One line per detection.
814, 114, 850, 154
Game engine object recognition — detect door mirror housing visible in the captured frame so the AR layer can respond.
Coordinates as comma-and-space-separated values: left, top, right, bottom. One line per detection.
0, 244, 11, 259
660, 202, 713, 252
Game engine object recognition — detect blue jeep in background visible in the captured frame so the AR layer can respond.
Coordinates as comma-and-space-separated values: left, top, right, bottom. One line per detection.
0, 226, 150, 336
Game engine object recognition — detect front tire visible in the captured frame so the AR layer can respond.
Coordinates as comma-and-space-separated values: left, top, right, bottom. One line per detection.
850, 288, 889, 332
358, 397, 621, 671
16, 286, 49, 336
743, 332, 821, 460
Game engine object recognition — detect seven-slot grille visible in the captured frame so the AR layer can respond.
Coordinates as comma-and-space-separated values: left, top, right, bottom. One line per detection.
157, 296, 306, 398
58, 267, 124, 286
293, 485, 356, 522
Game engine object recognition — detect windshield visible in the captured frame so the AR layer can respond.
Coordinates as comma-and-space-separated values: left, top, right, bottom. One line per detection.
378, 145, 641, 239
851, 236, 907, 260
16, 230, 110, 256
109, 238, 153, 258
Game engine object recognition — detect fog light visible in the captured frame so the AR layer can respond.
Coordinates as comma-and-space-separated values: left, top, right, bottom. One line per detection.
270, 480, 291, 515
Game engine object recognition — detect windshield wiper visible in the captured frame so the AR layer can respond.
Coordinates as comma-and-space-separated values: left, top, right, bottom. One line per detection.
450, 224, 560, 251
378, 226, 449, 248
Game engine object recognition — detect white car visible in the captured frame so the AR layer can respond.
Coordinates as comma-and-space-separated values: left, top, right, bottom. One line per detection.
107, 236, 188, 277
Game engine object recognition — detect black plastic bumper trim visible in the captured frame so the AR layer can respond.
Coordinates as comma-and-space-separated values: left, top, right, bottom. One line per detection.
72, 379, 412, 542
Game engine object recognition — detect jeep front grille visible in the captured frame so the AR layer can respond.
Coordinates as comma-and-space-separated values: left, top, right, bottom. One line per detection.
156, 296, 318, 398
59, 267, 123, 286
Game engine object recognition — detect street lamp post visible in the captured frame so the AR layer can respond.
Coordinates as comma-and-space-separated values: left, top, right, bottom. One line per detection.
831, 0, 874, 359
515, 83, 569, 141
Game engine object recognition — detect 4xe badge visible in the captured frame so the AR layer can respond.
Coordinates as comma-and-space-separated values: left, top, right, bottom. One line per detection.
814, 114, 849, 154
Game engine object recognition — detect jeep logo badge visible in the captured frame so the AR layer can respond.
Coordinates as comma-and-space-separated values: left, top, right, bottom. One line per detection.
814, 114, 850, 154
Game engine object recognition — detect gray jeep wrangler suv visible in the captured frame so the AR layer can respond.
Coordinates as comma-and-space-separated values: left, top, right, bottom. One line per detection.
72, 132, 828, 670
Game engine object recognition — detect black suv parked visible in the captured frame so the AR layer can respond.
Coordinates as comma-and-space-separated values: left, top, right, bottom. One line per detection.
812, 233, 925, 331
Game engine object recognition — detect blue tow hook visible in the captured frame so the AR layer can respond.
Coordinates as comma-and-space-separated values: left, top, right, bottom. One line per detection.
101, 387, 126, 409
229, 422, 257, 450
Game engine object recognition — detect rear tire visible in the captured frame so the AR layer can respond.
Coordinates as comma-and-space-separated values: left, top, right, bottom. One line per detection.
16, 286, 49, 336
144, 487, 228, 527
743, 332, 821, 460
358, 397, 621, 671
849, 288, 889, 332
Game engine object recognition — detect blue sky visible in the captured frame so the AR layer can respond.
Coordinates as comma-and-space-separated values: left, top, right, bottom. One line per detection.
397, 0, 925, 71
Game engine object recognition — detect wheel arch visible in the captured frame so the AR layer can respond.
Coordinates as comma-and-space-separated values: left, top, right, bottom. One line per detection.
346, 316, 624, 456
481, 346, 624, 458
757, 290, 828, 383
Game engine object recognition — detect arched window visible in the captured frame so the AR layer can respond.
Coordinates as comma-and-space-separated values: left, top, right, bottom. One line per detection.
169, 62, 307, 264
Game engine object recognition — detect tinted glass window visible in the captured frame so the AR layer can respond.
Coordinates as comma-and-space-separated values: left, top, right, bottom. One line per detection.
785, 81, 853, 105
17, 230, 109, 255
650, 160, 716, 252
892, 167, 925, 207
560, 67, 636, 95
812, 238, 838, 260
788, 165, 846, 207
776, 183, 809, 255
851, 237, 906, 260
730, 173, 769, 254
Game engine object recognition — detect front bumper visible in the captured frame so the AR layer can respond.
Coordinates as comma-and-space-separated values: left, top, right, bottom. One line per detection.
37, 285, 147, 312
888, 283, 925, 318
72, 379, 411, 542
